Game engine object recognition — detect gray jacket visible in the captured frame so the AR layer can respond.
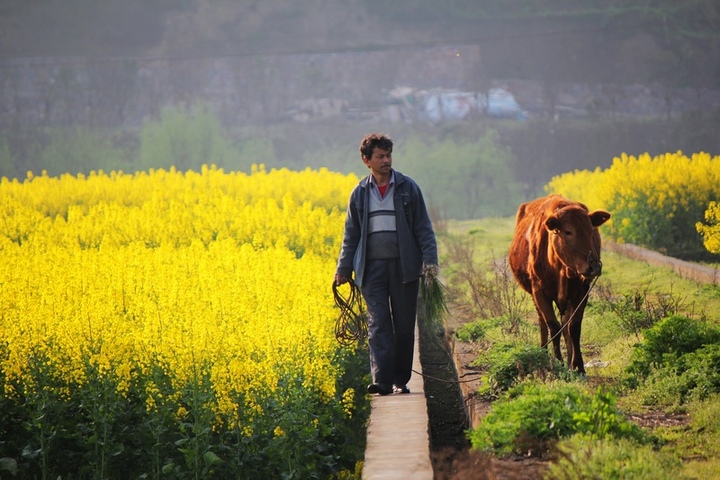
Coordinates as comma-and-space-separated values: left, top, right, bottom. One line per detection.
336, 170, 438, 286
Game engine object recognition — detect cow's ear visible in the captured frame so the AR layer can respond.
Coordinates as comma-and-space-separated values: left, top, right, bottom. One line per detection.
545, 216, 560, 232
590, 210, 611, 227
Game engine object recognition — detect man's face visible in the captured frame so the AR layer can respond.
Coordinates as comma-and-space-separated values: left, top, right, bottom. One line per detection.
363, 147, 392, 177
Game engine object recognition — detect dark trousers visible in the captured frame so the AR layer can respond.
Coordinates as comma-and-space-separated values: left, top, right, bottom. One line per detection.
362, 258, 419, 387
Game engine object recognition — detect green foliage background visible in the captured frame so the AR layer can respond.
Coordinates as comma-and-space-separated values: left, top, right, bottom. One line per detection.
138, 103, 241, 173
3, 102, 719, 237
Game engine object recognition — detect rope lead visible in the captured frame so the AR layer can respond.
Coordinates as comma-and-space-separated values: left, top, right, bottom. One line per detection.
332, 281, 368, 346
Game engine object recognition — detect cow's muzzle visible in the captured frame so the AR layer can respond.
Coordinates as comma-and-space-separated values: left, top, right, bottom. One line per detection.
585, 254, 603, 277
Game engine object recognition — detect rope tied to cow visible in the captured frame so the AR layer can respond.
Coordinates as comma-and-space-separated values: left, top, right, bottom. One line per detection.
542, 275, 600, 349
543, 226, 604, 350
332, 280, 368, 346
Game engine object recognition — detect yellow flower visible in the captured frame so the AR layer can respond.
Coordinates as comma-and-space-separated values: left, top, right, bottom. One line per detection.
0, 166, 360, 432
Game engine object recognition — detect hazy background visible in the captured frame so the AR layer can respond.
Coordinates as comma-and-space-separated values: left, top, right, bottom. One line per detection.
2, 0, 719, 219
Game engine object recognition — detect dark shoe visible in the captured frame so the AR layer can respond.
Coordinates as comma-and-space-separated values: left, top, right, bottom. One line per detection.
367, 383, 393, 395
393, 385, 410, 394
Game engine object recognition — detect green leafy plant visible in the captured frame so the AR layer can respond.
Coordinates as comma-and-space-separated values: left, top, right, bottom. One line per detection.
573, 388, 645, 441
594, 283, 687, 339
454, 320, 487, 343
625, 314, 720, 382
634, 344, 720, 407
468, 381, 645, 456
473, 343, 561, 397
547, 434, 684, 480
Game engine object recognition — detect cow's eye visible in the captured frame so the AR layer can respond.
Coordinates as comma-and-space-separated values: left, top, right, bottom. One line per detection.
564, 230, 573, 236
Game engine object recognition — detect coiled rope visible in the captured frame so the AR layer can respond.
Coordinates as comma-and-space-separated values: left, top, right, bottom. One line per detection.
332, 281, 368, 346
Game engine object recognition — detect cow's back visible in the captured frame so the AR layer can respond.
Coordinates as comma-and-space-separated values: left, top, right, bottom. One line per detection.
508, 195, 566, 294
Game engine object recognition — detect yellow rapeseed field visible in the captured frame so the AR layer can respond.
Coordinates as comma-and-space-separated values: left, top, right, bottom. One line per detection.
0, 164, 359, 430
546, 151, 720, 255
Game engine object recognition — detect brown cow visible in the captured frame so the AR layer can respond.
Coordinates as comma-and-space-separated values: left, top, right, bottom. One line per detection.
509, 194, 611, 373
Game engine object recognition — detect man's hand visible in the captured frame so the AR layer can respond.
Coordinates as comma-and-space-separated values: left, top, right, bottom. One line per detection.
334, 274, 350, 285
422, 264, 439, 277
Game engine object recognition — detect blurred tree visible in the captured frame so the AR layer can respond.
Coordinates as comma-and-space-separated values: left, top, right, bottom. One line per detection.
0, 139, 16, 180
30, 127, 128, 177
138, 102, 239, 173
403, 129, 523, 219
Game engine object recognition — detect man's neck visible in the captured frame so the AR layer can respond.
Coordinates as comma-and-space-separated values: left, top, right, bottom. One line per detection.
372, 171, 391, 187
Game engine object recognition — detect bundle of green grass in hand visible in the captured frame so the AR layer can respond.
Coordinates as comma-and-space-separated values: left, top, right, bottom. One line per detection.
420, 264, 448, 330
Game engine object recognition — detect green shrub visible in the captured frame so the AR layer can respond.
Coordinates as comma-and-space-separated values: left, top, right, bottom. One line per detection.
454, 320, 487, 343
635, 364, 692, 408
607, 287, 685, 338
625, 314, 720, 381
473, 343, 560, 397
32, 127, 129, 177
546, 435, 684, 480
468, 381, 645, 456
680, 344, 720, 401
138, 102, 240, 172
636, 344, 720, 407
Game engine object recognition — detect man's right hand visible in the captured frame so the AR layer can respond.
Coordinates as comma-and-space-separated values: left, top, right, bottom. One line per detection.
334, 274, 349, 285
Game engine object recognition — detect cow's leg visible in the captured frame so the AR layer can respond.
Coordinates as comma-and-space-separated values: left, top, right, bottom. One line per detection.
536, 307, 549, 349
561, 322, 573, 369
562, 302, 587, 374
568, 306, 586, 374
570, 319, 585, 374
533, 293, 563, 363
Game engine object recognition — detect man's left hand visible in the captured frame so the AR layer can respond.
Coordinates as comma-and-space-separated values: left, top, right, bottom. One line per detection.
423, 264, 439, 277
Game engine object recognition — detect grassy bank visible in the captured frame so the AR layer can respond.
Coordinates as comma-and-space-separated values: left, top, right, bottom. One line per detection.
440, 216, 720, 479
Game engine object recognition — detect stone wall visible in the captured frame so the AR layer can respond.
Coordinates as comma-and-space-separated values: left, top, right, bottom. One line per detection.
2, 43, 719, 130
0, 44, 481, 129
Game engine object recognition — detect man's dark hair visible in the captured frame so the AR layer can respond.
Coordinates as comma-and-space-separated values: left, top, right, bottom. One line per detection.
359, 133, 393, 159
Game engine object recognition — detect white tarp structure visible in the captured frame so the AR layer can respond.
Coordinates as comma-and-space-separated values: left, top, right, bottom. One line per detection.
384, 86, 527, 123
485, 88, 527, 120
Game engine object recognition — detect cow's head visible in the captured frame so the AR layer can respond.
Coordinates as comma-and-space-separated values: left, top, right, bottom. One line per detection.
545, 205, 611, 278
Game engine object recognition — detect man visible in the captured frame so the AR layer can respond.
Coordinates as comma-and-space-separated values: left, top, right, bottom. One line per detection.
335, 133, 438, 395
